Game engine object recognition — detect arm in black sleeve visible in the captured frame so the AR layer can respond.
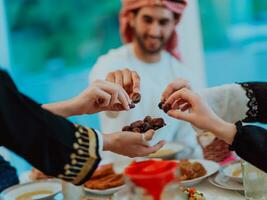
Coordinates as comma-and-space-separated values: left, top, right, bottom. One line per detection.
0, 69, 101, 185
239, 82, 267, 123
229, 122, 267, 172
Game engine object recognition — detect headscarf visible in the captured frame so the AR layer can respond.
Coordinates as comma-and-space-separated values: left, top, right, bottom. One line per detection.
120, 0, 188, 60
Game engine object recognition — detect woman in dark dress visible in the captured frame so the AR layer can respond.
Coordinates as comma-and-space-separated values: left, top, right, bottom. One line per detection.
0, 68, 164, 186
161, 80, 267, 172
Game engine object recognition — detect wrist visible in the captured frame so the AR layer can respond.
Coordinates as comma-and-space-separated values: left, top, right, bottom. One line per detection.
103, 134, 117, 151
213, 119, 237, 144
42, 99, 78, 117
62, 98, 80, 116
67, 97, 86, 116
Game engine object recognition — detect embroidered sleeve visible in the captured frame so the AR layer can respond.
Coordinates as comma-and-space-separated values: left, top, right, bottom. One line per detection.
239, 82, 267, 123
0, 69, 101, 185
197, 84, 249, 123
58, 125, 101, 185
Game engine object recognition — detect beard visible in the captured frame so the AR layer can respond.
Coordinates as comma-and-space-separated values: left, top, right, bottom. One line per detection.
135, 32, 169, 55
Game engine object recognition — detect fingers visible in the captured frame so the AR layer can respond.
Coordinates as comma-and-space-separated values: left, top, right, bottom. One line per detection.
139, 130, 154, 147
140, 140, 166, 156
93, 80, 131, 110
161, 78, 191, 102
171, 99, 187, 110
106, 69, 141, 96
95, 88, 112, 108
131, 71, 140, 93
165, 88, 195, 108
109, 90, 118, 106
143, 129, 155, 141
106, 72, 115, 82
117, 90, 131, 110
167, 109, 192, 122
122, 68, 133, 93
180, 103, 191, 112
114, 71, 123, 86
149, 140, 166, 153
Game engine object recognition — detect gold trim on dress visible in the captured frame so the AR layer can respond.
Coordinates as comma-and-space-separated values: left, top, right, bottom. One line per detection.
57, 125, 100, 184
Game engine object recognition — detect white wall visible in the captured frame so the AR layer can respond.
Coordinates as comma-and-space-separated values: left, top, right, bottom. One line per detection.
178, 0, 206, 88
0, 0, 11, 69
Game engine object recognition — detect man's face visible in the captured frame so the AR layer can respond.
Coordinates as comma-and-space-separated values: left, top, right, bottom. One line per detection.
130, 6, 178, 54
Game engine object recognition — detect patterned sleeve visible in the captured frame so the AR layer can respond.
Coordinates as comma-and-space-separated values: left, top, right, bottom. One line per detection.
197, 84, 250, 123
0, 69, 101, 185
238, 82, 267, 123
197, 82, 267, 124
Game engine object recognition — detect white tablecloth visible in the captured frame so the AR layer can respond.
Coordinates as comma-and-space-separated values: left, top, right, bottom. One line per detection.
196, 180, 244, 200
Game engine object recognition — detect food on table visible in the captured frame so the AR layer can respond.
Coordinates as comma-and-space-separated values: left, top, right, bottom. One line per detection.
148, 149, 175, 158
129, 102, 136, 109
179, 160, 207, 181
16, 190, 53, 200
184, 188, 205, 200
89, 164, 114, 180
130, 92, 141, 104
158, 101, 172, 113
84, 164, 124, 190
122, 116, 166, 133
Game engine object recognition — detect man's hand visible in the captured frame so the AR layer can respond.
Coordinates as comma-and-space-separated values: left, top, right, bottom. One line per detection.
106, 68, 141, 102
103, 130, 165, 158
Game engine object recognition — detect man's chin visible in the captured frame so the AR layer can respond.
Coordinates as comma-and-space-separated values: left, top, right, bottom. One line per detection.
144, 48, 162, 54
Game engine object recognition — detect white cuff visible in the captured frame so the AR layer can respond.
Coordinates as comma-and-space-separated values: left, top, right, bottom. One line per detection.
95, 129, 104, 157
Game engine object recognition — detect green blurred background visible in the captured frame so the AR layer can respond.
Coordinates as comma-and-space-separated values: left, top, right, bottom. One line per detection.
5, 0, 267, 73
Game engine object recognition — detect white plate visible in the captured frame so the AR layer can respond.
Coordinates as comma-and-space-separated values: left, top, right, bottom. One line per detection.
147, 142, 184, 159
208, 172, 244, 191
176, 159, 220, 187
19, 170, 32, 183
84, 184, 126, 195
0, 179, 62, 200
222, 161, 243, 183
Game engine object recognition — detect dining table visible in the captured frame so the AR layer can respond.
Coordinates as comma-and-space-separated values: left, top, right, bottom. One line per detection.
79, 152, 245, 200
81, 179, 244, 200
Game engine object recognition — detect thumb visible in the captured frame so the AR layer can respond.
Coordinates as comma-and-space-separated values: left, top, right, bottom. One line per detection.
144, 129, 155, 141
167, 110, 192, 122
147, 140, 166, 154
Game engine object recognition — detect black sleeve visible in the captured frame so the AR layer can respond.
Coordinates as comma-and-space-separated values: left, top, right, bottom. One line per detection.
239, 82, 267, 123
0, 69, 101, 185
0, 155, 19, 192
229, 122, 267, 172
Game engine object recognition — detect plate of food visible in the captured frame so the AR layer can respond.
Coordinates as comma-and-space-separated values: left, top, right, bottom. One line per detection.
222, 160, 243, 183
83, 164, 125, 195
0, 179, 61, 200
183, 188, 205, 200
208, 172, 244, 191
147, 142, 184, 159
176, 159, 220, 187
